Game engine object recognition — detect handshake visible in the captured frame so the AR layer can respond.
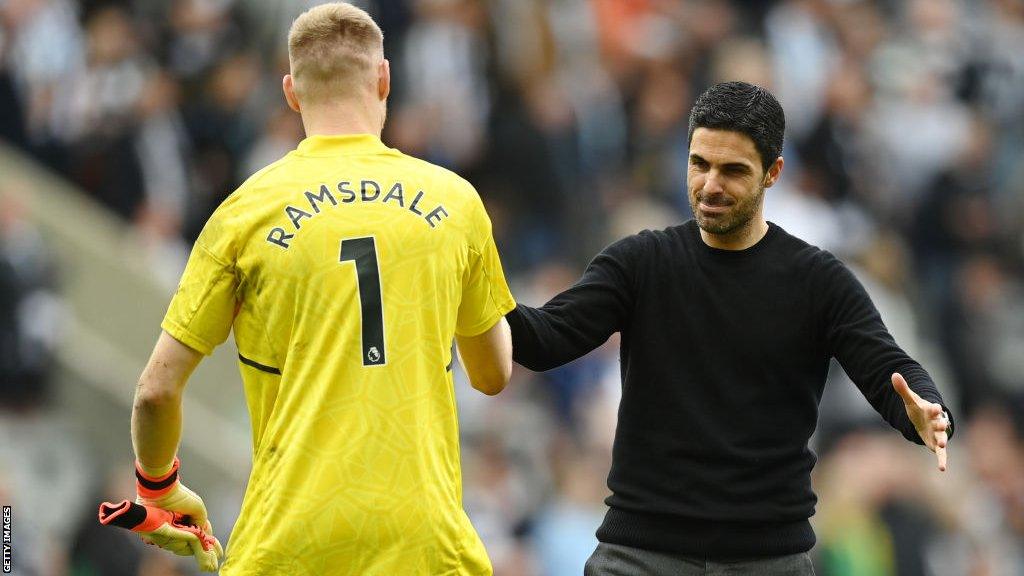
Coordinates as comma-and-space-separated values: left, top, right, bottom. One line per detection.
98, 458, 223, 572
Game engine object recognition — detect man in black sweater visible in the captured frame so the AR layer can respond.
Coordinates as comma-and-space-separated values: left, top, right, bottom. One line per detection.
507, 81, 954, 575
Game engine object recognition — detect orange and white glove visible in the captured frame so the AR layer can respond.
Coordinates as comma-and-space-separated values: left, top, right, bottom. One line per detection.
133, 457, 223, 571
98, 499, 223, 572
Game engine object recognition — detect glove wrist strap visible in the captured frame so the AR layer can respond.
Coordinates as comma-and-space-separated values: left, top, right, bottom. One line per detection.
136, 456, 180, 498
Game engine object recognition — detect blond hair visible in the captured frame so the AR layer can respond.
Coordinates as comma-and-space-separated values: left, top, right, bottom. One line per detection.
287, 3, 384, 103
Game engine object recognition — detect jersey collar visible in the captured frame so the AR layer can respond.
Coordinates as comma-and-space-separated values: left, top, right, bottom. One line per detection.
294, 133, 391, 157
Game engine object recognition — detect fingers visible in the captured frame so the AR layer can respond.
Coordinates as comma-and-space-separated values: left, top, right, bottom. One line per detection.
182, 533, 202, 557
936, 443, 948, 472
930, 408, 949, 437
896, 374, 951, 472
144, 532, 194, 555
891, 373, 919, 406
196, 551, 220, 573
190, 536, 223, 573
212, 535, 224, 559
928, 425, 949, 471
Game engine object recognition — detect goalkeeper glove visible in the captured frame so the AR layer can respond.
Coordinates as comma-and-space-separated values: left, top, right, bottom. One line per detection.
98, 499, 223, 572
134, 457, 223, 570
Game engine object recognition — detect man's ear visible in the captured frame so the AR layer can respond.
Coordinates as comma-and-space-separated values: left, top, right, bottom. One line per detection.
283, 74, 301, 113
764, 156, 784, 188
378, 59, 390, 101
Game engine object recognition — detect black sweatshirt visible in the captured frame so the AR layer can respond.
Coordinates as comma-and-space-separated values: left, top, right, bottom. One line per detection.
507, 220, 953, 559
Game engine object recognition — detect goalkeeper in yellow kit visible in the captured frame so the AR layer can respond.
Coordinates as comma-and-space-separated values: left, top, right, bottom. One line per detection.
127, 3, 515, 574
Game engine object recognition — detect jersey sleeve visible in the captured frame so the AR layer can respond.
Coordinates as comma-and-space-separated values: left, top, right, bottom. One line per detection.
506, 234, 637, 371
455, 189, 515, 337
161, 210, 238, 355
816, 252, 955, 442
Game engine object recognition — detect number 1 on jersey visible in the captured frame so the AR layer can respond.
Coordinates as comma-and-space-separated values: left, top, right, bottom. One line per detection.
340, 237, 386, 366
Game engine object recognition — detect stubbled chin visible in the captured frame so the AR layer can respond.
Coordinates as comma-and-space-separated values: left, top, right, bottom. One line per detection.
698, 221, 732, 234
696, 212, 739, 234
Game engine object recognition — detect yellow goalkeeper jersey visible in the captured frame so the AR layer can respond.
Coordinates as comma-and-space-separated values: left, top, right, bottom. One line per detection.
160, 134, 514, 575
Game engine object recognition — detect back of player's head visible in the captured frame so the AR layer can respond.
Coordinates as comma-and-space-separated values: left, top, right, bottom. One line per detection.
287, 2, 384, 105
688, 81, 785, 172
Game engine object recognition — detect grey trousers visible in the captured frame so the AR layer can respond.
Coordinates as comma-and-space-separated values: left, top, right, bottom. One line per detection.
584, 542, 816, 576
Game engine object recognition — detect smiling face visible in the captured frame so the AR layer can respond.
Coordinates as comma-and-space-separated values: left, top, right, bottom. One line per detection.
687, 127, 783, 244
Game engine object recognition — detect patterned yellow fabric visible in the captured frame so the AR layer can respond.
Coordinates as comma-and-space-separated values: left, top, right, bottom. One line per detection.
162, 134, 514, 575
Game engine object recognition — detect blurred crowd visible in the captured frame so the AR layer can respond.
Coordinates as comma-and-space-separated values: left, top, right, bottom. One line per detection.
2, 0, 1024, 574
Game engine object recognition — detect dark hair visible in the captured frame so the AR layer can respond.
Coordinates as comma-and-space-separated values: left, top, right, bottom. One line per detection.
687, 81, 785, 172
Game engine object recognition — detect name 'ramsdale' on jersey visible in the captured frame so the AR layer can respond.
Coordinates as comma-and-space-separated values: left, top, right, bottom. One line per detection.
267, 179, 450, 249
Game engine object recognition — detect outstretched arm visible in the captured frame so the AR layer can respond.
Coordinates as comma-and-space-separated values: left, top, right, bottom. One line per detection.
132, 331, 203, 472
508, 237, 638, 371
820, 254, 954, 471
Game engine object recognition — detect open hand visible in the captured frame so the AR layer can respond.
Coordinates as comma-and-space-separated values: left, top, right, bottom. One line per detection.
892, 372, 949, 471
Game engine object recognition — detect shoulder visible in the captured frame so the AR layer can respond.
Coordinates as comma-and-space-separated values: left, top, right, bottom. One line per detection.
608, 222, 694, 256
236, 154, 294, 197
592, 227, 673, 271
602, 229, 655, 256
393, 150, 479, 196
195, 156, 295, 254
391, 151, 486, 224
209, 155, 294, 219
393, 152, 493, 235
767, 222, 847, 274
784, 240, 860, 296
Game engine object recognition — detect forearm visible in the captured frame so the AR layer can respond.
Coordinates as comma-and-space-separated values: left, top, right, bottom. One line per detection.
132, 385, 183, 473
506, 306, 546, 370
825, 290, 953, 441
822, 257, 954, 443
508, 240, 635, 371
834, 329, 953, 444
456, 317, 512, 395
507, 305, 589, 371
131, 331, 203, 471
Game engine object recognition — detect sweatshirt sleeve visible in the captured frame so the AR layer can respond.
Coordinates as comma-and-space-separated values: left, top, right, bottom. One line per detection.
507, 235, 638, 371
816, 252, 955, 443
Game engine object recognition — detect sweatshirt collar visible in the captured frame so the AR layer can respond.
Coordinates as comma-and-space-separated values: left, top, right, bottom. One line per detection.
690, 220, 780, 258
294, 133, 390, 157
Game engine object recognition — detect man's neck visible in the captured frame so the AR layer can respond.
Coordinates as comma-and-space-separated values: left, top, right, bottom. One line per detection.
699, 217, 769, 251
301, 101, 382, 138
